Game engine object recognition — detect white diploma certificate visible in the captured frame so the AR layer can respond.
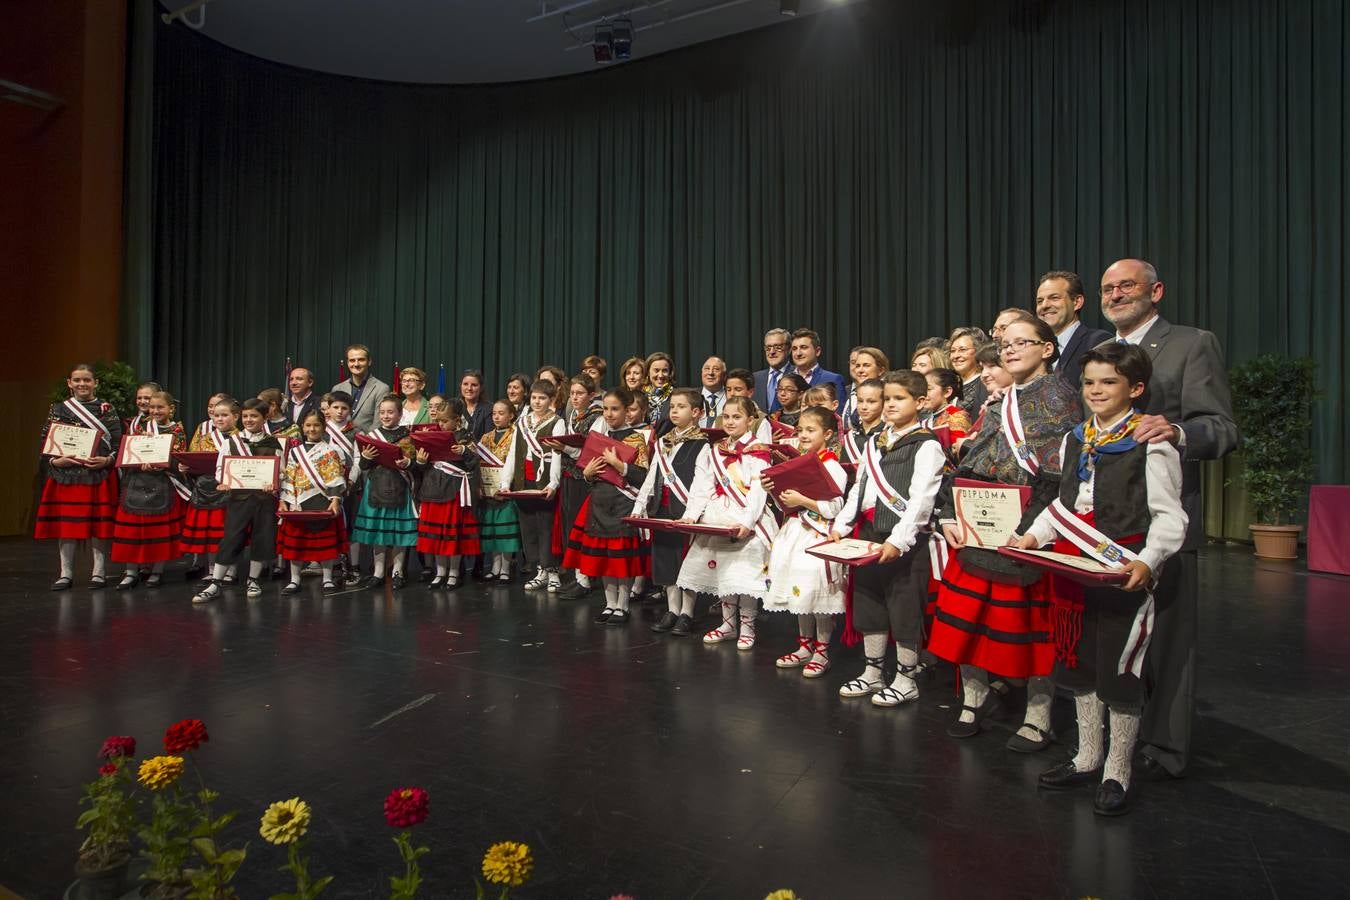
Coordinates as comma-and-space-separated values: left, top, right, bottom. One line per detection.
43, 423, 99, 459
219, 456, 279, 491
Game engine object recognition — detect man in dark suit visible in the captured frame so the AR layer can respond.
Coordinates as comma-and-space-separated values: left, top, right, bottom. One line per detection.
284, 367, 321, 425
1037, 270, 1112, 387
1099, 258, 1238, 778
699, 356, 728, 428
788, 328, 848, 414
331, 343, 392, 433
752, 328, 793, 413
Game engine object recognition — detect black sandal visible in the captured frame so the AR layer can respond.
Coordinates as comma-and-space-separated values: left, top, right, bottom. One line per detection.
51, 577, 73, 592
1006, 723, 1055, 753
116, 574, 139, 591
282, 582, 302, 595
145, 574, 162, 588
322, 581, 339, 595
606, 608, 631, 626
88, 575, 107, 589
946, 689, 1002, 739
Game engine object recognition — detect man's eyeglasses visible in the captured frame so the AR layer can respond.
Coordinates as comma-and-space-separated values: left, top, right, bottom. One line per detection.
998, 339, 1047, 355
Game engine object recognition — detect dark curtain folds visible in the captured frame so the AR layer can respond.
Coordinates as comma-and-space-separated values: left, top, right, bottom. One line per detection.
130, 0, 1349, 538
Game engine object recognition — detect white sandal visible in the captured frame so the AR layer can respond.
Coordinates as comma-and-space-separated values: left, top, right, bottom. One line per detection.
702, 601, 738, 645
776, 636, 814, 668
838, 654, 886, 698
802, 641, 831, 678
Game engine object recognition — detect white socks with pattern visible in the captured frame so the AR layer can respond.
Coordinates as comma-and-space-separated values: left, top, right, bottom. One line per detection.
1071, 691, 1105, 771
958, 665, 990, 724
1105, 709, 1140, 790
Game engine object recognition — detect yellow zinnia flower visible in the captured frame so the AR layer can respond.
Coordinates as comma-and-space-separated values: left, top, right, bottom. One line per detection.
137, 755, 185, 791
481, 841, 533, 888
259, 797, 312, 845
765, 891, 800, 900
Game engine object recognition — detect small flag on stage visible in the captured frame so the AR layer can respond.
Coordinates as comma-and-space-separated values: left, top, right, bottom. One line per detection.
437, 363, 446, 394
338, 358, 347, 384
285, 356, 292, 388
393, 362, 401, 395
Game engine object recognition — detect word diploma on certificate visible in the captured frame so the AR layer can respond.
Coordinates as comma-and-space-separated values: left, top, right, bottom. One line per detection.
218, 456, 279, 491
953, 478, 1030, 547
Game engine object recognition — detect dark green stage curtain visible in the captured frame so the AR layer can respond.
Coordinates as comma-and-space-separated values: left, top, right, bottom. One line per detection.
126, 0, 1349, 539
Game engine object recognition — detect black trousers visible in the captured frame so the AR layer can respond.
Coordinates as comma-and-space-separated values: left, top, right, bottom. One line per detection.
1053, 584, 1154, 712
216, 492, 278, 566
517, 498, 558, 569
850, 525, 929, 647
1139, 551, 1194, 775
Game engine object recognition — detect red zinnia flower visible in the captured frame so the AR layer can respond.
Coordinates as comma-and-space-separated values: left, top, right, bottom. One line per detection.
98, 763, 118, 776
163, 719, 209, 754
98, 736, 137, 759
383, 787, 429, 828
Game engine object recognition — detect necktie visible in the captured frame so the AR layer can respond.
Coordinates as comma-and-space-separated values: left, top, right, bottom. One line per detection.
704, 393, 717, 427
1116, 337, 1129, 345
766, 369, 782, 413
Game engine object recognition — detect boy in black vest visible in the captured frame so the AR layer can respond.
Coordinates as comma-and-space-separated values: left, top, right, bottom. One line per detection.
1015, 343, 1186, 816
829, 370, 948, 708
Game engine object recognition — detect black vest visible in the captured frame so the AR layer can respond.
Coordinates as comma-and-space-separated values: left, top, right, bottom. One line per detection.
512, 416, 560, 490
652, 437, 705, 519
864, 430, 942, 535
1059, 432, 1151, 540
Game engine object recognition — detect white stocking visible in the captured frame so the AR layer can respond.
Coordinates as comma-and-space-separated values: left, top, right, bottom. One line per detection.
391, 549, 407, 577
603, 580, 619, 609
248, 560, 266, 580
958, 665, 990, 724
89, 539, 108, 578
665, 584, 682, 614
289, 562, 303, 584
1104, 708, 1140, 790
1072, 691, 1106, 771
861, 633, 888, 683
679, 588, 696, 617
59, 540, 77, 579
615, 581, 632, 612
815, 614, 835, 646
1018, 675, 1054, 739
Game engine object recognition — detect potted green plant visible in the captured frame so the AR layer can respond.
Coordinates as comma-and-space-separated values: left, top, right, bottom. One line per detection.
70, 737, 141, 900
1228, 354, 1317, 560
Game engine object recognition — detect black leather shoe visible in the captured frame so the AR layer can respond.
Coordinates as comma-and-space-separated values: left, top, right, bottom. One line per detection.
1007, 724, 1055, 753
1038, 760, 1102, 791
558, 581, 592, 601
391, 573, 405, 590
1094, 778, 1131, 816
670, 613, 694, 636
651, 611, 679, 633
946, 690, 1002, 739
51, 577, 73, 592
594, 607, 615, 624
606, 609, 630, 626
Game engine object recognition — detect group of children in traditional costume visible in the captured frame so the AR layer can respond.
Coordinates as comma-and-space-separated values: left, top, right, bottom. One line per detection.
39, 335, 1184, 816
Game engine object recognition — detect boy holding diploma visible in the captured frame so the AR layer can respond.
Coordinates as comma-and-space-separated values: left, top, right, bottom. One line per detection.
1012, 343, 1186, 816
829, 370, 947, 707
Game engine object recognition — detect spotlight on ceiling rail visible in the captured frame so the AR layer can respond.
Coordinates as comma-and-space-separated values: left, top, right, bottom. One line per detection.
593, 22, 614, 63
611, 18, 633, 60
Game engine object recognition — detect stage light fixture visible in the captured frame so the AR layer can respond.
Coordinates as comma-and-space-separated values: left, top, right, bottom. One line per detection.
593, 23, 614, 64
611, 18, 633, 60
780, 0, 800, 15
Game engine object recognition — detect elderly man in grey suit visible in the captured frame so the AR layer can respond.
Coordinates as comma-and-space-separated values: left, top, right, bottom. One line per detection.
331, 343, 392, 433
1099, 258, 1238, 778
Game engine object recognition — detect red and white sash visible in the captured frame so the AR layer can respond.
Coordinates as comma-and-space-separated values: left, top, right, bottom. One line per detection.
842, 429, 867, 465
292, 443, 338, 496
63, 398, 111, 450
214, 432, 254, 481
431, 461, 474, 508
861, 434, 909, 519
708, 442, 775, 546
325, 421, 355, 461
1046, 498, 1153, 677
472, 441, 504, 468
655, 436, 695, 506
1000, 386, 1039, 476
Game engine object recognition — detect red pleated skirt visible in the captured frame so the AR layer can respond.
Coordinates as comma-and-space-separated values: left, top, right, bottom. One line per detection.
561, 499, 651, 579
110, 498, 185, 564
277, 516, 347, 562
927, 552, 1055, 679
34, 476, 118, 541
180, 505, 227, 554
416, 500, 482, 557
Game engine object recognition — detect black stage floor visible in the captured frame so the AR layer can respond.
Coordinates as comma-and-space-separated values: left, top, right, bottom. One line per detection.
1, 541, 1347, 899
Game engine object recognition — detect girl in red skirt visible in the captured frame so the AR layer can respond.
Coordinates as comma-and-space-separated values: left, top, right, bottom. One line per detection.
278, 410, 348, 594
180, 394, 237, 583
112, 391, 187, 589
413, 397, 482, 589
37, 364, 124, 590
562, 388, 651, 626
931, 318, 1082, 750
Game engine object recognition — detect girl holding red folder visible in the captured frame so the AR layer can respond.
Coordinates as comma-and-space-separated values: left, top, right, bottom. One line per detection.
676, 397, 778, 649
1013, 343, 1186, 816
411, 397, 481, 589
761, 407, 849, 677
350, 395, 419, 589
277, 410, 348, 594
37, 364, 124, 590
181, 394, 237, 583
561, 388, 651, 625
111, 391, 187, 589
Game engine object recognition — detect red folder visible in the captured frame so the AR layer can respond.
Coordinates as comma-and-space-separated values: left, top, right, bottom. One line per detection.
355, 434, 406, 468
410, 430, 464, 463
996, 547, 1130, 586
768, 417, 797, 438
700, 428, 728, 443
541, 433, 588, 448
930, 423, 954, 453
763, 452, 842, 502
805, 539, 885, 567
621, 516, 740, 537
497, 489, 552, 501
278, 509, 336, 522
578, 431, 639, 489
171, 451, 219, 476
766, 442, 801, 461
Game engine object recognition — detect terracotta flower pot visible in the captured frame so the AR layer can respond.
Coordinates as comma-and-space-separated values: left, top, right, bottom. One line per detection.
1249, 523, 1302, 561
